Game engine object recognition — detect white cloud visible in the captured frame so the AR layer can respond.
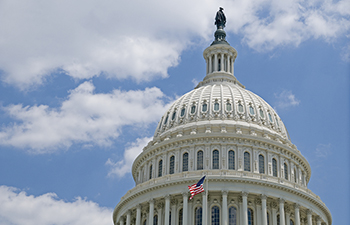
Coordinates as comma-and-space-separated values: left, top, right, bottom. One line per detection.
315, 143, 331, 158
0, 185, 112, 225
274, 90, 300, 109
106, 137, 152, 178
0, 81, 170, 153
0, 0, 349, 89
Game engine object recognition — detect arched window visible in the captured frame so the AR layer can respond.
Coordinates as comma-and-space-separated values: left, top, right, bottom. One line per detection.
191, 105, 196, 114
197, 151, 203, 170
158, 160, 163, 177
143, 220, 147, 225
214, 102, 219, 111
244, 152, 250, 172
202, 103, 208, 112
172, 111, 176, 120
277, 215, 280, 225
183, 153, 189, 172
301, 172, 305, 185
164, 115, 169, 125
259, 108, 264, 118
169, 156, 175, 174
212, 150, 219, 169
228, 206, 237, 225
195, 207, 202, 225
226, 102, 232, 111
154, 215, 158, 225
267, 212, 270, 225
149, 165, 153, 179
272, 158, 277, 177
248, 208, 254, 225
259, 154, 265, 174
238, 103, 244, 113
211, 206, 220, 225
228, 150, 235, 170
169, 212, 171, 225
294, 168, 297, 183
290, 219, 294, 225
178, 208, 183, 225
180, 108, 185, 117
284, 163, 288, 180
249, 106, 255, 115
268, 113, 273, 122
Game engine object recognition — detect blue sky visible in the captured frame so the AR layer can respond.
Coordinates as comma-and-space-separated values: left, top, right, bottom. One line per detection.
0, 0, 349, 224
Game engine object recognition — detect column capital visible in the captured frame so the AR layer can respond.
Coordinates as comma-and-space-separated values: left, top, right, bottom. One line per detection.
165, 194, 171, 200
157, 202, 164, 209
136, 204, 142, 210
171, 199, 177, 206
255, 198, 262, 205
149, 198, 154, 204
279, 198, 285, 204
270, 201, 278, 209
241, 191, 248, 197
261, 194, 267, 200
316, 216, 322, 222
127, 209, 132, 215
222, 190, 228, 195
307, 209, 313, 215
294, 203, 300, 209
285, 204, 291, 214
182, 192, 188, 197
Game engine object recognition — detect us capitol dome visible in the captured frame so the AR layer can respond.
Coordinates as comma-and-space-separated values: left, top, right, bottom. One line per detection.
113, 9, 331, 225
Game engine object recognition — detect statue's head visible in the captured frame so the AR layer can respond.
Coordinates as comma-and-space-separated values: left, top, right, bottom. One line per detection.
219, 7, 224, 11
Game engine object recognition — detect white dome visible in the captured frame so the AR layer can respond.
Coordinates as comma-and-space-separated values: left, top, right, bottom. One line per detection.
154, 80, 289, 141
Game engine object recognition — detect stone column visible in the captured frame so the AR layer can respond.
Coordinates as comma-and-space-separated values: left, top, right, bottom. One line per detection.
261, 195, 267, 225
307, 210, 312, 225
222, 191, 228, 225
171, 199, 177, 225
202, 191, 207, 225
285, 205, 291, 225
294, 204, 300, 225
183, 193, 188, 225
255, 198, 262, 225
214, 54, 218, 71
188, 198, 193, 225
158, 203, 163, 225
126, 210, 131, 225
271, 201, 278, 225
209, 56, 212, 74
119, 217, 124, 225
165, 195, 170, 225
136, 205, 142, 225
279, 199, 285, 225
149, 199, 154, 225
242, 192, 248, 225
316, 216, 322, 225
220, 53, 224, 71
227, 55, 231, 73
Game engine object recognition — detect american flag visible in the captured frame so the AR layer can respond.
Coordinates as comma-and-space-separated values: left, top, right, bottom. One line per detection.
188, 176, 206, 200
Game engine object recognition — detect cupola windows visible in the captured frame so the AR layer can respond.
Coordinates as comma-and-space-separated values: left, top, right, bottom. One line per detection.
238, 101, 244, 113
272, 158, 277, 177
158, 160, 163, 177
197, 151, 203, 170
212, 150, 219, 169
229, 206, 237, 225
228, 150, 235, 170
169, 156, 175, 174
182, 152, 188, 172
202, 102, 208, 112
244, 152, 250, 172
191, 104, 196, 114
259, 108, 264, 118
180, 107, 185, 117
214, 102, 220, 111
172, 111, 176, 121
226, 102, 232, 111
249, 105, 255, 115
259, 154, 265, 174
211, 206, 220, 225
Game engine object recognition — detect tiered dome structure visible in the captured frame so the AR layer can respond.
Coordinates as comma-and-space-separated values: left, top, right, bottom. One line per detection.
113, 10, 331, 225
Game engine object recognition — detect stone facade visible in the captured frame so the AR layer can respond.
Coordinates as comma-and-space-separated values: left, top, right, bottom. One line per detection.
113, 25, 331, 225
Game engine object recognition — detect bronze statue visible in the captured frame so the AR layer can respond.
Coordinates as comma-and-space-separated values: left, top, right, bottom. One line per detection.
215, 7, 226, 29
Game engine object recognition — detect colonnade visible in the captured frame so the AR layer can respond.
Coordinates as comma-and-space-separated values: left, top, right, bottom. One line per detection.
117, 192, 326, 225
206, 52, 234, 75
